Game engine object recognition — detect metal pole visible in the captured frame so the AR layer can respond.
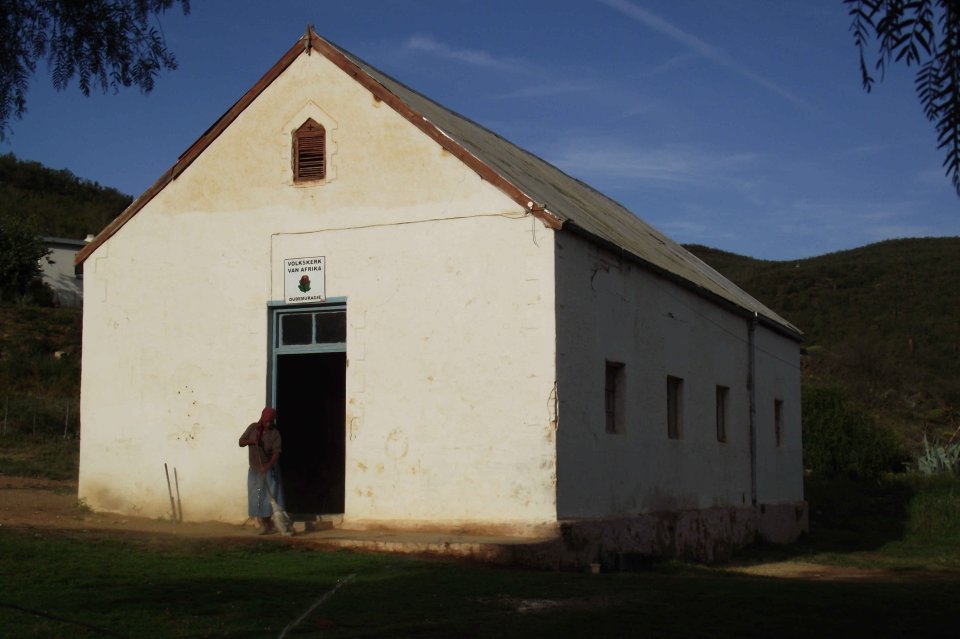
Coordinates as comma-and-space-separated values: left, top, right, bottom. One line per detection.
63, 398, 70, 439
164, 463, 177, 522
174, 467, 183, 522
748, 314, 758, 507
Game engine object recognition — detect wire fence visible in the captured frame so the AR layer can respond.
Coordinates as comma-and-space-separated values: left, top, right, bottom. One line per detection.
1, 393, 80, 439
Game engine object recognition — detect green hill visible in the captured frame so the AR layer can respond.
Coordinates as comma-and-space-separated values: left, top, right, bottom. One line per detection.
1, 155, 956, 447
687, 239, 960, 442
0, 153, 131, 239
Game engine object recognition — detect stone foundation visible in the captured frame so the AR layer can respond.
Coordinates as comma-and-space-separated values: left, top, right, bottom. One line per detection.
295, 502, 810, 570
511, 501, 809, 569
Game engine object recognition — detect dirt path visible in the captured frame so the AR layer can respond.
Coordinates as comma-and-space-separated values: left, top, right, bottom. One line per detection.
0, 475, 252, 539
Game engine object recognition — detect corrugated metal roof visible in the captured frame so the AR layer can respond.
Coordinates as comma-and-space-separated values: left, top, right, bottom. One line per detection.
339, 42, 800, 337
75, 29, 799, 338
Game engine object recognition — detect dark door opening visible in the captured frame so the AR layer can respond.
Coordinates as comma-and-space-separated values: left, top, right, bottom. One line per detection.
275, 352, 345, 516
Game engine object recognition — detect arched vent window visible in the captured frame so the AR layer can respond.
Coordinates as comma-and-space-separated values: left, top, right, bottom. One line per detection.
293, 119, 326, 182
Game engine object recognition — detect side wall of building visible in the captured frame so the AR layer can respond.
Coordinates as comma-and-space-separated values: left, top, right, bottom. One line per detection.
753, 322, 806, 541
554, 232, 804, 527
78, 50, 558, 531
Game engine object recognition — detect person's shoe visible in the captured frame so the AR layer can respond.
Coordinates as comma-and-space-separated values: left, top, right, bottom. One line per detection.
258, 528, 276, 536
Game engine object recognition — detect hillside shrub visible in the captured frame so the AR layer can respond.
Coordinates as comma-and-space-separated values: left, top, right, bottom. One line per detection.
804, 472, 960, 542
804, 473, 912, 538
905, 474, 960, 538
802, 384, 906, 478
912, 435, 960, 476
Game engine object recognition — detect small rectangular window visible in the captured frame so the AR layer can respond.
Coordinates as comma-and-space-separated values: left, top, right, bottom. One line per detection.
774, 399, 784, 447
605, 361, 625, 434
281, 313, 313, 345
716, 385, 729, 442
667, 376, 683, 439
315, 311, 347, 343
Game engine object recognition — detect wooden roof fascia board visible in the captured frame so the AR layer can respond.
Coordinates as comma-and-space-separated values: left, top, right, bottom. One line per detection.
76, 41, 308, 265
562, 222, 803, 342
174, 43, 305, 177
308, 33, 563, 231
75, 166, 175, 264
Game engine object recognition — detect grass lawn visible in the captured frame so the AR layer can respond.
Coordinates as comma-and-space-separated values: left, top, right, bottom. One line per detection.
2, 436, 958, 637
1, 527, 958, 639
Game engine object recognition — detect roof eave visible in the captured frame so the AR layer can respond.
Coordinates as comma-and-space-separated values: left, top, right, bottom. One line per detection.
76, 38, 307, 265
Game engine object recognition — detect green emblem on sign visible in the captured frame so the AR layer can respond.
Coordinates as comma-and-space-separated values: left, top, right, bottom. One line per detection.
298, 275, 311, 293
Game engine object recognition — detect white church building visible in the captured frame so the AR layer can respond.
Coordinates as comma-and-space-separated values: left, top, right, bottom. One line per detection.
76, 29, 806, 563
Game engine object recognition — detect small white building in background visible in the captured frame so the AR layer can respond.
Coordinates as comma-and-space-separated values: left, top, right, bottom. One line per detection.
41, 236, 91, 306
76, 30, 806, 564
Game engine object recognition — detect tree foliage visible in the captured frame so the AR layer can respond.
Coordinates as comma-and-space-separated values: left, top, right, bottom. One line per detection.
0, 0, 190, 139
846, 0, 960, 195
0, 210, 50, 302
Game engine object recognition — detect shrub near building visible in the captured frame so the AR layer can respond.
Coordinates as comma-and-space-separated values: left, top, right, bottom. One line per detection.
802, 384, 907, 479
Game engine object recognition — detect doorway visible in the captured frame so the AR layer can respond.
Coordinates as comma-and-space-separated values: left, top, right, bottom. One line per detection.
270, 302, 346, 517
276, 352, 345, 515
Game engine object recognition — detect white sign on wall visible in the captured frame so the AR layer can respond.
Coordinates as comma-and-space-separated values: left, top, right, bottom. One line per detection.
284, 256, 326, 304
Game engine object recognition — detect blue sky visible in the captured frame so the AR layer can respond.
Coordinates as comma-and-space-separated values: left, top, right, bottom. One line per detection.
4, 0, 957, 259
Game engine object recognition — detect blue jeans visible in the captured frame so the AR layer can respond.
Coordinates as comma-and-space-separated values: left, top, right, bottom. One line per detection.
247, 466, 285, 517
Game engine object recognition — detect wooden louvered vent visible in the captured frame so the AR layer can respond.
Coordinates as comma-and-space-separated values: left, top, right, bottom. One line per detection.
294, 119, 326, 182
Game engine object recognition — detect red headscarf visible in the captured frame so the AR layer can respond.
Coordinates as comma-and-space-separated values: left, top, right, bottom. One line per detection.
259, 407, 277, 426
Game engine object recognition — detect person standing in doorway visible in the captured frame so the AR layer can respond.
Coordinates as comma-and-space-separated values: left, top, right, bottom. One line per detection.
239, 407, 285, 534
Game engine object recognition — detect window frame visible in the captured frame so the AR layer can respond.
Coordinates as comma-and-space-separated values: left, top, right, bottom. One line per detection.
667, 375, 683, 440
774, 399, 784, 447
604, 361, 625, 434
272, 301, 346, 356
716, 385, 729, 443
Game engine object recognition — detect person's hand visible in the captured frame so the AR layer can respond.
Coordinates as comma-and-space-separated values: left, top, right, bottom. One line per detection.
259, 466, 269, 476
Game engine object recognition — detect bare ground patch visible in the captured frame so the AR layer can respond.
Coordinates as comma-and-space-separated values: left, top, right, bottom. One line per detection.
1, 474, 957, 583
0, 475, 253, 540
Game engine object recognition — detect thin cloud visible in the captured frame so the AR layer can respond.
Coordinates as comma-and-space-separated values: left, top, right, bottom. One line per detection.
549, 140, 760, 188
764, 196, 942, 253
843, 143, 891, 156
644, 52, 700, 77
867, 224, 940, 239
496, 80, 597, 99
620, 101, 657, 118
597, 0, 816, 112
404, 34, 526, 71
915, 167, 951, 187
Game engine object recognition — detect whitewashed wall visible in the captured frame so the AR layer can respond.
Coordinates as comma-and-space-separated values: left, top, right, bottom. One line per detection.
753, 324, 804, 504
79, 50, 557, 530
554, 232, 802, 519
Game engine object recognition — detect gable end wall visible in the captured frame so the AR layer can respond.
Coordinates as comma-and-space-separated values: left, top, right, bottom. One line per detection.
78, 51, 559, 530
